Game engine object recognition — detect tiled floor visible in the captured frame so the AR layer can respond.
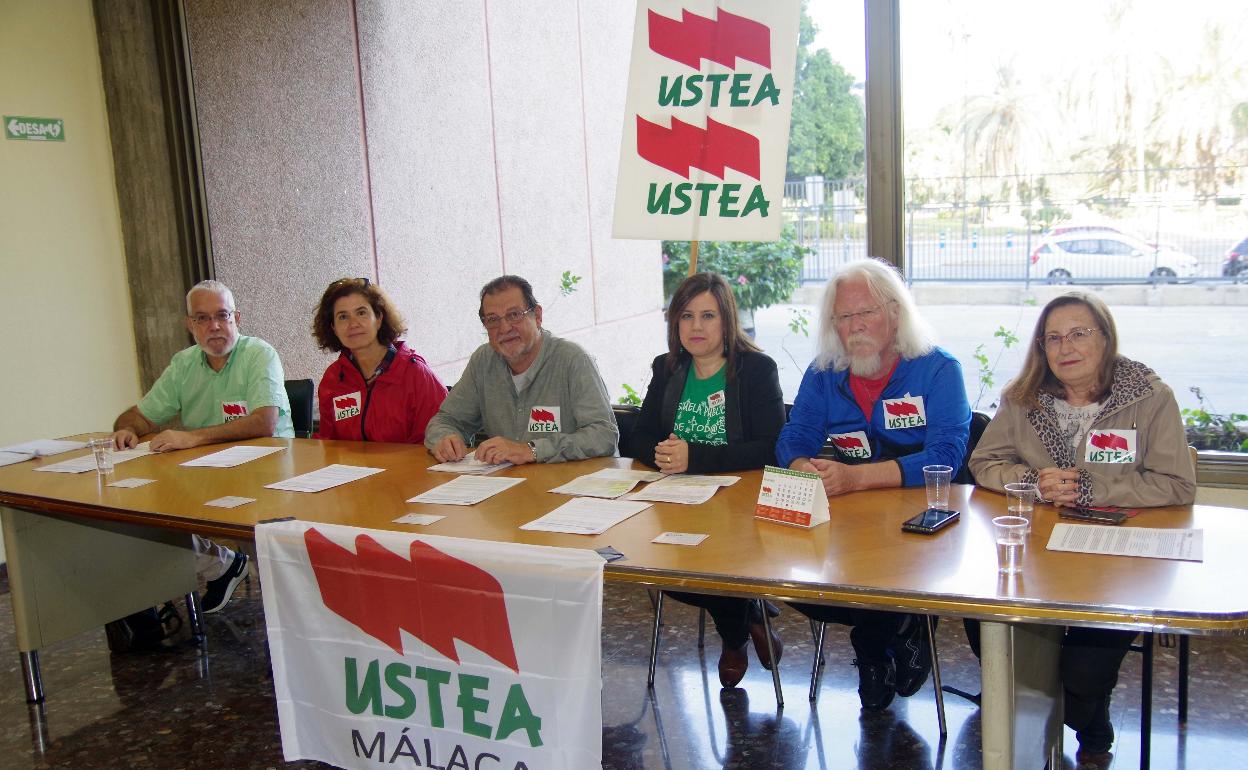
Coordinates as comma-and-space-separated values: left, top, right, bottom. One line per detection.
1, 568, 1246, 769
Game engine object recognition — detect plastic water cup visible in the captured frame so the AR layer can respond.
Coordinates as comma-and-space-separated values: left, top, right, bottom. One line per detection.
922, 464, 953, 510
992, 515, 1028, 575
1004, 482, 1038, 533
88, 438, 114, 475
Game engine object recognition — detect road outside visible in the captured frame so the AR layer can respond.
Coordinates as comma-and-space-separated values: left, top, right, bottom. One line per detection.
752, 300, 1248, 418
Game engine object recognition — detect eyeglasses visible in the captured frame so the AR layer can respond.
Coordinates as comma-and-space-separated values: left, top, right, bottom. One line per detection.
189, 310, 236, 326
1039, 327, 1100, 349
330, 277, 370, 288
833, 305, 883, 326
481, 307, 535, 330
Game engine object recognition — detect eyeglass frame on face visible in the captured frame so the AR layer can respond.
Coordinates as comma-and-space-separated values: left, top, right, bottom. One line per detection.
189, 310, 237, 327
1038, 327, 1100, 349
480, 306, 536, 330
832, 304, 886, 327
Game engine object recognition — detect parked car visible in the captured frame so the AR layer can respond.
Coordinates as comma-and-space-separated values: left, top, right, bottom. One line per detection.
1222, 236, 1248, 280
1029, 233, 1200, 283
1048, 223, 1170, 251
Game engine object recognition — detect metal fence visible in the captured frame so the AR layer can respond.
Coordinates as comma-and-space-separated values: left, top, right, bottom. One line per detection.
784, 167, 1248, 285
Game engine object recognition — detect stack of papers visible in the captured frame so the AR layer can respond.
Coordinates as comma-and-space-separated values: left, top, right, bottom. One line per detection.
1047, 523, 1204, 561
34, 443, 154, 474
0, 439, 90, 467
406, 475, 524, 506
427, 451, 512, 475
181, 445, 285, 468
548, 468, 663, 499
624, 473, 741, 505
265, 464, 384, 493
520, 498, 651, 535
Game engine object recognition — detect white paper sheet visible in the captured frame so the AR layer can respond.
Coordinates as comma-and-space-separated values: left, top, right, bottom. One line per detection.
181, 445, 286, 468
519, 498, 651, 535
393, 513, 446, 526
590, 468, 665, 483
650, 474, 740, 487
264, 464, 384, 493
652, 531, 709, 546
205, 495, 256, 508
548, 468, 657, 498
426, 451, 513, 475
406, 475, 524, 506
624, 481, 718, 505
0, 452, 30, 467
33, 442, 153, 474
0, 439, 88, 457
1046, 523, 1204, 562
107, 477, 156, 488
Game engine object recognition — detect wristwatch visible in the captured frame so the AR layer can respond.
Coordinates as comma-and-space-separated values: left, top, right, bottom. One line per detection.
527, 441, 538, 462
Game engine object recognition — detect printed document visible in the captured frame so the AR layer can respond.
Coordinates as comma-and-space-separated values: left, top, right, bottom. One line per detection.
427, 451, 512, 475
265, 464, 384, 493
1047, 523, 1204, 561
34, 443, 153, 474
406, 475, 524, 506
520, 498, 651, 535
0, 439, 88, 457
181, 445, 285, 468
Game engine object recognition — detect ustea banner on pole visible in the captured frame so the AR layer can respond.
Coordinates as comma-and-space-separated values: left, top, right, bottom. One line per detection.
256, 520, 605, 770
613, 0, 800, 242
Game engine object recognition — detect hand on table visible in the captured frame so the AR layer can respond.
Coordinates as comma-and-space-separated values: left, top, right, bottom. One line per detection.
1037, 467, 1081, 506
432, 434, 468, 463
476, 436, 535, 465
111, 429, 139, 450
149, 430, 202, 452
792, 457, 858, 497
654, 434, 689, 474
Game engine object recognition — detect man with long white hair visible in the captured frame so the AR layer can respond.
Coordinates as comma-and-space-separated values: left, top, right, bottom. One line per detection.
776, 258, 970, 712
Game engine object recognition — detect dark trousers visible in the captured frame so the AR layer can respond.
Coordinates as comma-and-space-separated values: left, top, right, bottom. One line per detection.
963, 620, 1135, 753
790, 604, 910, 663
667, 592, 755, 650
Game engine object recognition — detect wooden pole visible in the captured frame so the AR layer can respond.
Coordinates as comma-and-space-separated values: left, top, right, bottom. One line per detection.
688, 240, 700, 276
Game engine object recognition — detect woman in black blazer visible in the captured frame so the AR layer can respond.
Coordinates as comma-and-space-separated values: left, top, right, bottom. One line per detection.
624, 272, 787, 688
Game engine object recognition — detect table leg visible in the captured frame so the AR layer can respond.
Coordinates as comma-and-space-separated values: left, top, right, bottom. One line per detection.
980, 621, 1064, 770
19, 650, 43, 704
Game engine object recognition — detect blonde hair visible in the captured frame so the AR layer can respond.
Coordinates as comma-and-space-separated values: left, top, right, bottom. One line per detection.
814, 258, 935, 371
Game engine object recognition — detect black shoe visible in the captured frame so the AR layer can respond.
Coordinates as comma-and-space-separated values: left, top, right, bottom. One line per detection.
893, 615, 934, 697
202, 551, 249, 614
854, 658, 896, 711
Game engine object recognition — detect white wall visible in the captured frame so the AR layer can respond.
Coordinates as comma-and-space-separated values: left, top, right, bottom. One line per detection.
0, 1, 141, 564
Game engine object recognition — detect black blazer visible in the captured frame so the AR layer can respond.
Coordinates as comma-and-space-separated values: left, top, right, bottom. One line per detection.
624, 350, 785, 473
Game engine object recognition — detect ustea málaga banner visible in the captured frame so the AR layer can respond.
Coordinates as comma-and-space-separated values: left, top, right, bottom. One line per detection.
256, 520, 605, 769
613, 0, 800, 241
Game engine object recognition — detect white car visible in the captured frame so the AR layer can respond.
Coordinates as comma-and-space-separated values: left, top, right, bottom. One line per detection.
1029, 233, 1199, 283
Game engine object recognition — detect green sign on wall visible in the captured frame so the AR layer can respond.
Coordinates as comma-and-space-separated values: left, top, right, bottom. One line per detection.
4, 116, 64, 141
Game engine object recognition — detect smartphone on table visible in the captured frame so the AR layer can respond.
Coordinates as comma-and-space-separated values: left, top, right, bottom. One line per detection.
901, 508, 960, 534
1058, 507, 1128, 525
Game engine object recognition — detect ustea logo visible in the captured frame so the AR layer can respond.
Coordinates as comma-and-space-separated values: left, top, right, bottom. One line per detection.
222, 401, 249, 421
334, 392, 361, 422
528, 406, 561, 433
829, 431, 871, 459
882, 396, 927, 429
1085, 429, 1136, 464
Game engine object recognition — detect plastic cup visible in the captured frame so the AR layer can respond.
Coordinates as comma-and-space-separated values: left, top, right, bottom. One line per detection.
1004, 482, 1038, 532
922, 464, 953, 510
992, 515, 1028, 575
88, 438, 115, 475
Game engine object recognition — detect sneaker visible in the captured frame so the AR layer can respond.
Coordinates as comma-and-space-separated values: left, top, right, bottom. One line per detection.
854, 658, 896, 711
893, 615, 934, 697
202, 551, 249, 614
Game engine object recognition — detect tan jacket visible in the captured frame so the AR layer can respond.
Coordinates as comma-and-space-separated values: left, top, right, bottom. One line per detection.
970, 357, 1196, 508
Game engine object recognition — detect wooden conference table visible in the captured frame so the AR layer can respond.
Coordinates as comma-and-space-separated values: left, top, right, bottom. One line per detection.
2, 436, 1247, 770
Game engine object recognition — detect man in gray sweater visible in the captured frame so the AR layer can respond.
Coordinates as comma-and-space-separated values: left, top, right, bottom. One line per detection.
425, 275, 618, 464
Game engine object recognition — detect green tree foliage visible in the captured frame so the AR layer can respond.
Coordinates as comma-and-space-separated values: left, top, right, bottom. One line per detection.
661, 227, 809, 313
786, 5, 864, 179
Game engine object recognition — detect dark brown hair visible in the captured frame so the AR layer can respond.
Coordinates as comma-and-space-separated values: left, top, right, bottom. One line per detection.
311, 278, 407, 353
1002, 292, 1119, 409
665, 272, 761, 379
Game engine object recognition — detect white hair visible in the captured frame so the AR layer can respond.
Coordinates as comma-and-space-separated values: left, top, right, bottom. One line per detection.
186, 280, 236, 314
813, 258, 936, 372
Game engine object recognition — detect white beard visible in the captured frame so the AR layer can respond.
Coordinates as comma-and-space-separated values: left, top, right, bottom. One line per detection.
848, 351, 883, 377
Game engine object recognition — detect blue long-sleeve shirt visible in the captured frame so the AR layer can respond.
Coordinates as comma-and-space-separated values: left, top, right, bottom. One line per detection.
775, 347, 971, 487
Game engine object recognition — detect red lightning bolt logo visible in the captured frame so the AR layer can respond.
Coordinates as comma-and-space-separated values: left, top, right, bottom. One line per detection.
304, 528, 519, 673
647, 8, 771, 69
636, 116, 760, 180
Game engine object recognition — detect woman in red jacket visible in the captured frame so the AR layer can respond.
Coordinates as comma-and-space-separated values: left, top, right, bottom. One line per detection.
312, 278, 447, 443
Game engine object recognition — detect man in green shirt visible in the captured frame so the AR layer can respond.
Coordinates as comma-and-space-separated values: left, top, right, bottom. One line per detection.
111, 280, 293, 613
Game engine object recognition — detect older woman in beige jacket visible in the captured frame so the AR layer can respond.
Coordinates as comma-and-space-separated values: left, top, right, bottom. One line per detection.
969, 291, 1195, 770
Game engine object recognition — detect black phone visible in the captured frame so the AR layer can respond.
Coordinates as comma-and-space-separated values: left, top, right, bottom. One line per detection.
901, 508, 960, 534
1059, 507, 1128, 525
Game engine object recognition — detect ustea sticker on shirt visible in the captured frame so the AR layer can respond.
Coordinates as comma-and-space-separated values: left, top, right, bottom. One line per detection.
707, 390, 725, 414
333, 391, 362, 421
1085, 429, 1137, 464
882, 395, 926, 429
528, 406, 562, 433
221, 401, 249, 422
829, 431, 872, 459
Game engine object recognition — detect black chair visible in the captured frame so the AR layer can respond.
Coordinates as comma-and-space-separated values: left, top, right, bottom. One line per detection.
612, 404, 640, 456
284, 379, 315, 438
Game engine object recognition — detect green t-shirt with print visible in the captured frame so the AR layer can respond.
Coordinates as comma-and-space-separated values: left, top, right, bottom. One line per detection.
673, 365, 727, 446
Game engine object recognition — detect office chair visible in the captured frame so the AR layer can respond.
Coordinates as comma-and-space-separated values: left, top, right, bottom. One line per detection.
284, 379, 315, 438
